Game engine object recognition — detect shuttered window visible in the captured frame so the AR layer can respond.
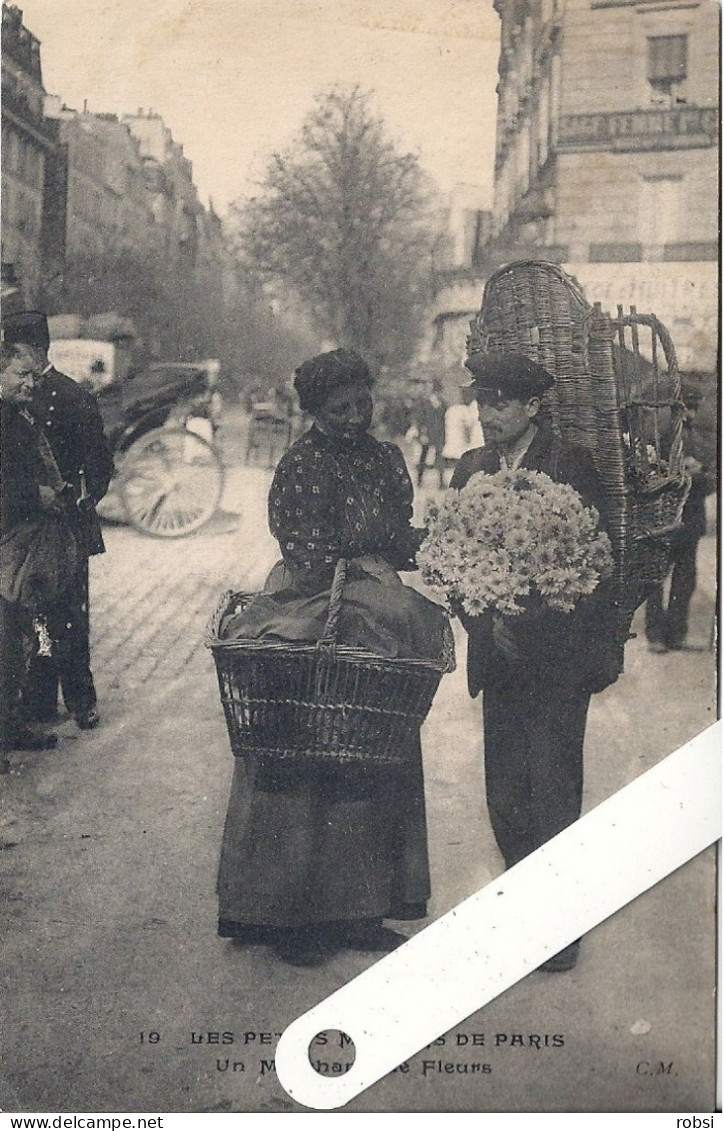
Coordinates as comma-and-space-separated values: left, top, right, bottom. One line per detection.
648, 35, 687, 86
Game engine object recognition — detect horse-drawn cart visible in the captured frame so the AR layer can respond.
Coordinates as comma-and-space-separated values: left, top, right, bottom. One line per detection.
97, 362, 225, 537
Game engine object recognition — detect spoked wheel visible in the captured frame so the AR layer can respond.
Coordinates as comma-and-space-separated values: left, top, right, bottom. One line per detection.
119, 427, 224, 537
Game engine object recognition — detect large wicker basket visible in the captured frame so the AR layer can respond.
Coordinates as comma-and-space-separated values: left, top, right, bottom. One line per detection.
469, 260, 691, 647
206, 560, 455, 767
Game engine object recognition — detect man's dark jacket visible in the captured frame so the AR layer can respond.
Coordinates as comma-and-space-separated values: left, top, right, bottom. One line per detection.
31, 367, 114, 555
449, 425, 622, 697
0, 404, 44, 536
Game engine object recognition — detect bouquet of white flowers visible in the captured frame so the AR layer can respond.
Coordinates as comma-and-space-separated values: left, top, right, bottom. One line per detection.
417, 468, 614, 618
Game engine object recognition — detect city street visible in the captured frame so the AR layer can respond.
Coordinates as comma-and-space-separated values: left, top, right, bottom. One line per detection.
0, 415, 717, 1115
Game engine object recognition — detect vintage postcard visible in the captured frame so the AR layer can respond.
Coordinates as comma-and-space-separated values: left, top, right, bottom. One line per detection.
0, 0, 718, 1119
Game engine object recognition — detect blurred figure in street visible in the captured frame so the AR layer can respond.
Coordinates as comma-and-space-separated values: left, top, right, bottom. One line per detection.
1, 312, 114, 731
245, 381, 293, 468
442, 384, 484, 472
411, 379, 447, 488
645, 384, 717, 652
0, 342, 58, 752
1, 262, 25, 317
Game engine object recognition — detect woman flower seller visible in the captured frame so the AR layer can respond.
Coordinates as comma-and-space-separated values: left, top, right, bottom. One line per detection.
216, 348, 452, 967
441, 352, 620, 972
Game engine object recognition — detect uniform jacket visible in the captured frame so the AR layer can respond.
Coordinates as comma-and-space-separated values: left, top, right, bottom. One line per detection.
450, 424, 622, 697
31, 367, 114, 555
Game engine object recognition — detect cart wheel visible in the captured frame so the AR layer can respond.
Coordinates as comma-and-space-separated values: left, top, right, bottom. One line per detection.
119, 427, 224, 537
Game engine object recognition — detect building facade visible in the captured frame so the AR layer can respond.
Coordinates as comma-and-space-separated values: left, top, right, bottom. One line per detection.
122, 111, 201, 272
1, 3, 63, 306
493, 0, 719, 371
1, 8, 252, 375
431, 0, 719, 375
48, 107, 158, 261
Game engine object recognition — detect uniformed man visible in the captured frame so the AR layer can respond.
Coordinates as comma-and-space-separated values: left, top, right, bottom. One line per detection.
1, 311, 114, 730
450, 351, 621, 972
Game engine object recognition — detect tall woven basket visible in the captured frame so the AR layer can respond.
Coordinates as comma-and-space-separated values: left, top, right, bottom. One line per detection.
469, 259, 691, 649
206, 559, 455, 767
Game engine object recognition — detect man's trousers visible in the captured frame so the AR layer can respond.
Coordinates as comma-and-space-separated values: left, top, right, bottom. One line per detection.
23, 560, 96, 719
645, 533, 700, 649
482, 676, 591, 869
0, 595, 30, 742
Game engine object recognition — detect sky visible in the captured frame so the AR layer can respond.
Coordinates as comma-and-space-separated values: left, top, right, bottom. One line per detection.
19, 0, 501, 214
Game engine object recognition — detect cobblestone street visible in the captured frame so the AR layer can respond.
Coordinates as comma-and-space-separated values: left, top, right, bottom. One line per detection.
92, 462, 277, 690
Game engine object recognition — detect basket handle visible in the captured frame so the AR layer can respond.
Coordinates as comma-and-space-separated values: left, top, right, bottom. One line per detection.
634, 521, 683, 542
318, 558, 348, 649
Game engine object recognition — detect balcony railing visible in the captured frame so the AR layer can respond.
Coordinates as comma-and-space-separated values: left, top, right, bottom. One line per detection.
558, 106, 718, 151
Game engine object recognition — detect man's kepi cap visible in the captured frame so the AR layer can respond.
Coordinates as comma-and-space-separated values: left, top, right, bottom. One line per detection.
464, 351, 556, 400
0, 310, 50, 351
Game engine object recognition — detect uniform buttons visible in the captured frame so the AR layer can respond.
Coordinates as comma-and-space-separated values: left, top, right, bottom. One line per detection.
49, 405, 55, 411
51, 390, 57, 397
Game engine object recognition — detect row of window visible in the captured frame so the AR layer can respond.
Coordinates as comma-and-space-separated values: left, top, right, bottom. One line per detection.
2, 65, 45, 119
1, 179, 42, 237
499, 156, 715, 253
589, 241, 716, 263
499, 31, 690, 154
495, 37, 693, 238
513, 242, 717, 263
648, 34, 687, 95
1, 124, 45, 187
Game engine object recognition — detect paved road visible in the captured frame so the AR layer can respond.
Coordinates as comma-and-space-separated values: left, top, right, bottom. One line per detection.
0, 425, 717, 1114
90, 467, 276, 689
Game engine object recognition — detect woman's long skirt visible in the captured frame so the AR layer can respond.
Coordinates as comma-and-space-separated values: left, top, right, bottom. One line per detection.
217, 741, 430, 928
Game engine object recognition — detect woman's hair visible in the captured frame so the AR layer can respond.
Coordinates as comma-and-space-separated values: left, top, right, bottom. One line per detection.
293, 348, 373, 415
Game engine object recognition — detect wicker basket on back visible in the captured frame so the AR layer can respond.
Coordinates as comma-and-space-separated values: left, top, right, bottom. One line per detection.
469, 259, 690, 649
206, 558, 456, 766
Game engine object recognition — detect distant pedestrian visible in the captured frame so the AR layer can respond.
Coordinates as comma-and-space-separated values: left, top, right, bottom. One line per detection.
1, 262, 25, 317
411, 380, 447, 488
645, 386, 717, 652
442, 386, 484, 464
1, 312, 114, 731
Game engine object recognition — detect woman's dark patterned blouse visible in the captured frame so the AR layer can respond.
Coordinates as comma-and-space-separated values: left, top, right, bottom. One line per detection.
268, 426, 421, 588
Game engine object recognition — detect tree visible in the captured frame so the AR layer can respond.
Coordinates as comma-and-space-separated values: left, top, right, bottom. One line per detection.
232, 85, 441, 373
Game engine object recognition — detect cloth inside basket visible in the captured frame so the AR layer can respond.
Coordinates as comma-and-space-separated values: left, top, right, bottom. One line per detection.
220, 555, 451, 664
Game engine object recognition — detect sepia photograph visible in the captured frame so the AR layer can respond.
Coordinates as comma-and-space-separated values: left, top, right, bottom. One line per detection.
0, 0, 719, 1117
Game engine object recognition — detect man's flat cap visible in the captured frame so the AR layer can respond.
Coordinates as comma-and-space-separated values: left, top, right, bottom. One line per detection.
464, 351, 555, 400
